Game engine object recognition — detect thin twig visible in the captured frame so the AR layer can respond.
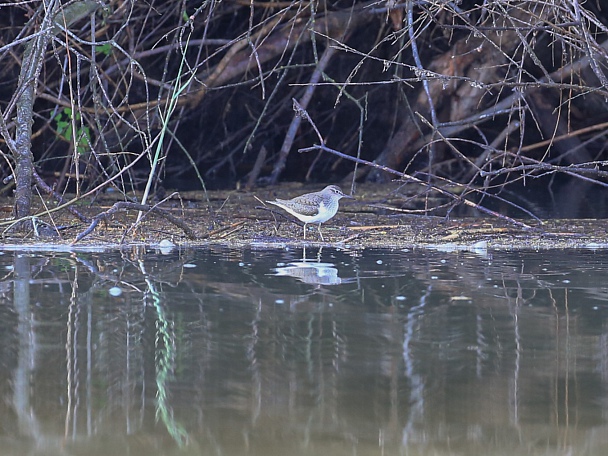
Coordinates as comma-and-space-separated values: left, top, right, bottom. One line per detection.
32, 170, 90, 223
269, 45, 337, 184
299, 144, 539, 231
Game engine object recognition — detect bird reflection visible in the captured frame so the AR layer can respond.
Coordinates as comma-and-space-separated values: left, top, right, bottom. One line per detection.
273, 246, 348, 285
274, 261, 342, 285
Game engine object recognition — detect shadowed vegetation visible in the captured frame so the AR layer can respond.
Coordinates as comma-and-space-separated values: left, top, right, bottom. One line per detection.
0, 0, 607, 231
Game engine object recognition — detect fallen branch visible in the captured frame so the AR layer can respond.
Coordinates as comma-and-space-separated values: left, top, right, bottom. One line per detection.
347, 225, 403, 231
197, 221, 247, 239
72, 202, 196, 244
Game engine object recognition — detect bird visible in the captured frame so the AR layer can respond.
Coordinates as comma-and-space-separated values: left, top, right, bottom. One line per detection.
266, 185, 353, 241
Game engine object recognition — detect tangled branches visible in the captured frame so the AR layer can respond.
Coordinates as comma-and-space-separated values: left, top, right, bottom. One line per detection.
0, 0, 607, 224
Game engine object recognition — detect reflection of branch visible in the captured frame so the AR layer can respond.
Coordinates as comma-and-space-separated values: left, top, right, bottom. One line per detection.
72, 202, 196, 244
139, 260, 189, 447
13, 255, 41, 437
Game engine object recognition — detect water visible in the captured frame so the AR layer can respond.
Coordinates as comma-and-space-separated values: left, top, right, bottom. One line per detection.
2, 247, 608, 455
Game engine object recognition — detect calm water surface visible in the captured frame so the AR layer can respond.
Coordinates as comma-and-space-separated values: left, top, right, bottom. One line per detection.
2, 246, 608, 455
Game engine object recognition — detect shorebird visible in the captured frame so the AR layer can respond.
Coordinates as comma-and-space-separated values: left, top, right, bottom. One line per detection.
267, 185, 353, 241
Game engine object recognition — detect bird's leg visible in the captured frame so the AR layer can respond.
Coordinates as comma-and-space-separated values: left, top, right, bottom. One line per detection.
303, 223, 307, 240
318, 223, 324, 242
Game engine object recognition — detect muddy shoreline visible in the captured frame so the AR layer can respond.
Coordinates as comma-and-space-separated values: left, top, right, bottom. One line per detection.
0, 184, 606, 251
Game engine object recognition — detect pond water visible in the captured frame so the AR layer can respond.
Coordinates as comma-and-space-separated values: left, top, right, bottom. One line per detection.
2, 246, 608, 455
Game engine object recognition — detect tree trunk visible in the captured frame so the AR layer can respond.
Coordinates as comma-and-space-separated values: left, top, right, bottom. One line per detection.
13, 0, 101, 223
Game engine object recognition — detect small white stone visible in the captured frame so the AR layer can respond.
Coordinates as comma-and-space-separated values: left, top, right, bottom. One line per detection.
109, 287, 122, 297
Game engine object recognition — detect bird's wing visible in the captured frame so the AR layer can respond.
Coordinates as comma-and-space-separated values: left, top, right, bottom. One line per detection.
269, 197, 321, 217
290, 194, 323, 216
291, 193, 322, 205
290, 203, 321, 217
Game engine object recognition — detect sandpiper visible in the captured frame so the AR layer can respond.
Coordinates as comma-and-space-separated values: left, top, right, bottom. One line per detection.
267, 185, 353, 241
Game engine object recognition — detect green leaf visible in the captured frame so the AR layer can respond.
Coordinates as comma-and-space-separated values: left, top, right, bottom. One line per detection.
96, 43, 112, 56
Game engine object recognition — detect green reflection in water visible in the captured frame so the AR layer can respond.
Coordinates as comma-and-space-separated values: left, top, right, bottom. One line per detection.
142, 259, 189, 447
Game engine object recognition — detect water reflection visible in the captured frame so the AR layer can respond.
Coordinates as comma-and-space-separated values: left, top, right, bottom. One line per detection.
274, 260, 344, 284
1, 247, 608, 455
273, 247, 349, 285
